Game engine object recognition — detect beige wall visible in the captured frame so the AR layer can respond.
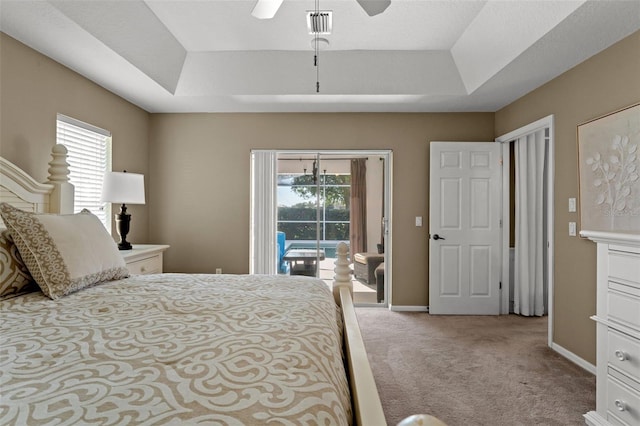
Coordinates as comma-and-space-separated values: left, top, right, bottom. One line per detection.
4, 26, 638, 365
148, 113, 495, 306
495, 30, 640, 364
0, 33, 151, 243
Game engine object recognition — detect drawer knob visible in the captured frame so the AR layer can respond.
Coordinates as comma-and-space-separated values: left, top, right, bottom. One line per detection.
614, 350, 628, 361
614, 399, 627, 412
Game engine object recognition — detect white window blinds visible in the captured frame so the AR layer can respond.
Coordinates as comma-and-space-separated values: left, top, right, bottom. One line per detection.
56, 114, 111, 228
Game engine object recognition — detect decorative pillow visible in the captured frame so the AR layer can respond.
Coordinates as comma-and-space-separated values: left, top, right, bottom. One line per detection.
0, 203, 129, 300
0, 229, 36, 298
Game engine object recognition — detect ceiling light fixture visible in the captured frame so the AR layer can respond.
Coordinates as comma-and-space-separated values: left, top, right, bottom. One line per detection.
310, 37, 330, 50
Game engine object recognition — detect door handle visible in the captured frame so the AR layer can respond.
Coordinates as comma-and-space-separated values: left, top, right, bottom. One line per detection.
432, 234, 445, 240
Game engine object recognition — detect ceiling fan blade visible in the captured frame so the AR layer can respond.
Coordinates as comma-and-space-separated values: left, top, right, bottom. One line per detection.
356, 0, 391, 16
251, 0, 284, 19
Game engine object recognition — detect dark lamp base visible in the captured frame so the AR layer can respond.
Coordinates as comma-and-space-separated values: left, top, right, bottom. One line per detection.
118, 241, 132, 250
115, 204, 133, 251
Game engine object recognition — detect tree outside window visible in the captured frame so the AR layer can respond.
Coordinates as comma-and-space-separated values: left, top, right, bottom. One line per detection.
277, 174, 350, 241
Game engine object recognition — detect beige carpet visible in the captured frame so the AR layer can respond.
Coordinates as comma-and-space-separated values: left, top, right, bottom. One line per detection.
355, 309, 596, 426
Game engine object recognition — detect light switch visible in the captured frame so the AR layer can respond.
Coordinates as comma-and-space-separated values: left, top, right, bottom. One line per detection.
568, 198, 576, 212
415, 216, 423, 227
569, 222, 577, 236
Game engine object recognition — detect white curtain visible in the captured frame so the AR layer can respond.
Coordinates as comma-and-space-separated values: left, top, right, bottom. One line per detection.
250, 150, 278, 274
514, 129, 547, 316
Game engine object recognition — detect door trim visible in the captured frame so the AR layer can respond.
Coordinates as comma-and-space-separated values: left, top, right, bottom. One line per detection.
495, 115, 555, 345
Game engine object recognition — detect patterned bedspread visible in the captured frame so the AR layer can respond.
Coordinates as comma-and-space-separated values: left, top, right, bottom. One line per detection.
0, 274, 352, 425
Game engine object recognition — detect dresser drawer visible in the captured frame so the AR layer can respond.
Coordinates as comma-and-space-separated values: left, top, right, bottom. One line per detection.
608, 330, 640, 381
609, 249, 640, 288
127, 255, 162, 275
607, 376, 640, 426
608, 289, 640, 330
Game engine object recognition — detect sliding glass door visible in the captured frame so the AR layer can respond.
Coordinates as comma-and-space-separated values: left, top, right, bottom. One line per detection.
251, 150, 392, 306
276, 153, 352, 279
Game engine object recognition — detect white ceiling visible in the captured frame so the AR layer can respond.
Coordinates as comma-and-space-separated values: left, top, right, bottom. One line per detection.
1, 0, 639, 113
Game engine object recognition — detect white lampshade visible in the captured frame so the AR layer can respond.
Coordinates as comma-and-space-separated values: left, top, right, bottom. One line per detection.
101, 172, 145, 204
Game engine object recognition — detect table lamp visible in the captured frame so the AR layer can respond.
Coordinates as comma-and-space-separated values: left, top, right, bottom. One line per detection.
100, 171, 145, 250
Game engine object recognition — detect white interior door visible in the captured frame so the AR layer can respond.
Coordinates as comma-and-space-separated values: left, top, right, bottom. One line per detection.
429, 142, 502, 315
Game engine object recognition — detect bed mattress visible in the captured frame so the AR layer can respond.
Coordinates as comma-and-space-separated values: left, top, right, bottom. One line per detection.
0, 273, 352, 425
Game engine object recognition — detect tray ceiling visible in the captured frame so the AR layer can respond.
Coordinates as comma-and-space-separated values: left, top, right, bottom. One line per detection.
1, 0, 638, 112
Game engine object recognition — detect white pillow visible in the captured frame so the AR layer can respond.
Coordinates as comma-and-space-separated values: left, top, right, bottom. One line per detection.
0, 203, 129, 299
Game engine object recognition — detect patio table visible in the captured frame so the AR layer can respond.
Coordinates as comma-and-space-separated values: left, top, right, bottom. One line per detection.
283, 249, 326, 277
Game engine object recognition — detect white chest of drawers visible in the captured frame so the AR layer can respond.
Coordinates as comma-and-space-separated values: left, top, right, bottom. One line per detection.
120, 244, 170, 275
582, 231, 640, 426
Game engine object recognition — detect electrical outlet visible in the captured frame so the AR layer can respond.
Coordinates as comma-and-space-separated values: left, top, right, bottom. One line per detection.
215, 268, 222, 274
569, 222, 576, 237
568, 198, 576, 212
415, 216, 423, 227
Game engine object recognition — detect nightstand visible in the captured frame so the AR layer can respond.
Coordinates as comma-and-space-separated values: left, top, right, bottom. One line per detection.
120, 244, 170, 275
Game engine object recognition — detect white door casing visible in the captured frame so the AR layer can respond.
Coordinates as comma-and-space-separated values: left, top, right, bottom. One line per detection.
429, 142, 502, 315
496, 115, 554, 345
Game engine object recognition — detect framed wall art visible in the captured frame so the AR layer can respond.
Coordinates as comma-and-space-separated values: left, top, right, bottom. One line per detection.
578, 103, 640, 233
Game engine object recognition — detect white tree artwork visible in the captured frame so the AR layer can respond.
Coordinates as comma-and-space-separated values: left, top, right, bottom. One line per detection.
579, 104, 640, 233
586, 135, 639, 224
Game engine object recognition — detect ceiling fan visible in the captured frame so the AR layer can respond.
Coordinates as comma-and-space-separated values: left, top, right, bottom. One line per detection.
251, 0, 391, 19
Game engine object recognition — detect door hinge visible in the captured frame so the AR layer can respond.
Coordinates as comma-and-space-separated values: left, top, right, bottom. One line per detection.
499, 157, 503, 166
499, 219, 503, 228
499, 281, 502, 289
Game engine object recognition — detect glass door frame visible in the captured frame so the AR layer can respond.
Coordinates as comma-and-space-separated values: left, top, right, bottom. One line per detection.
251, 149, 393, 307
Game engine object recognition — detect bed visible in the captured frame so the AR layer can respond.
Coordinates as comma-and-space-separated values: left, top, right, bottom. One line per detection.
0, 145, 386, 425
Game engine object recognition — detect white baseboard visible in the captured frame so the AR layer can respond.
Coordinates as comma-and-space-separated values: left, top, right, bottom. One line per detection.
584, 411, 608, 426
550, 342, 596, 374
389, 305, 429, 312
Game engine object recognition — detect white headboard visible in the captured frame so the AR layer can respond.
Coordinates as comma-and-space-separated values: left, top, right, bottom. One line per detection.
0, 144, 74, 216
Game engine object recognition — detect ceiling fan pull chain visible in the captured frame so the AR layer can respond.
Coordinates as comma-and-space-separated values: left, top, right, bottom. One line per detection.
315, 0, 320, 92
315, 47, 320, 93
316, 56, 320, 93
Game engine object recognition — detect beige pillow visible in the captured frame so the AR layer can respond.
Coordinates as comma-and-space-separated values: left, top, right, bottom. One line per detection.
0, 229, 36, 298
0, 203, 129, 299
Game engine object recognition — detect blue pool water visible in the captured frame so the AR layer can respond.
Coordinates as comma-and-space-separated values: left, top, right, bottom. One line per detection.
286, 241, 345, 258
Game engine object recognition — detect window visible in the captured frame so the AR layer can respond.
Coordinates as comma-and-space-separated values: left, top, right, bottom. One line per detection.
56, 114, 111, 228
